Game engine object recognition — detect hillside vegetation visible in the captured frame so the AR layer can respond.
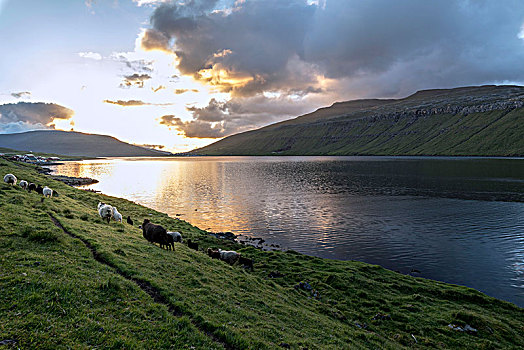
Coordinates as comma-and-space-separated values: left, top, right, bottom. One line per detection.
0, 158, 522, 349
191, 85, 524, 156
0, 130, 170, 157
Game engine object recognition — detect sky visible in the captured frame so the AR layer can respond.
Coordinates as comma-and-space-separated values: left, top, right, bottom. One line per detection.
0, 0, 523, 152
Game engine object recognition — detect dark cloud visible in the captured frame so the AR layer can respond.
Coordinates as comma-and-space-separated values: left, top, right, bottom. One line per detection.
140, 28, 171, 52
103, 99, 173, 106
147, 0, 524, 99
148, 0, 524, 138
160, 95, 314, 138
11, 91, 31, 99
0, 102, 74, 133
135, 143, 165, 150
120, 73, 152, 88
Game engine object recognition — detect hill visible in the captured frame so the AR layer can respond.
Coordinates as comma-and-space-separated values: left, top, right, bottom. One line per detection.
0, 130, 171, 157
190, 85, 524, 156
0, 158, 522, 348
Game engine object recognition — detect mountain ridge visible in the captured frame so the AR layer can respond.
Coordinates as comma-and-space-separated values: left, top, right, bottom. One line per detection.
0, 130, 172, 157
189, 85, 524, 156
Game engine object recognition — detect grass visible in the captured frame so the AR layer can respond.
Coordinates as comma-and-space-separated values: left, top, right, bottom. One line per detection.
191, 105, 524, 157
0, 158, 522, 349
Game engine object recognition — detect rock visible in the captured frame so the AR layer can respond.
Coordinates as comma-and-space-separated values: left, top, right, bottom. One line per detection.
372, 313, 391, 321
294, 281, 313, 291
463, 324, 478, 333
354, 322, 368, 329
0, 340, 16, 346
269, 271, 285, 278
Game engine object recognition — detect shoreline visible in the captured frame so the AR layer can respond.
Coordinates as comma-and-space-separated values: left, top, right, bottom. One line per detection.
43, 166, 523, 307
1, 157, 522, 348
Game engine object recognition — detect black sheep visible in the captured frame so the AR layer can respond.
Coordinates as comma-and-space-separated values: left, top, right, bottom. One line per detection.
140, 219, 171, 250
187, 239, 199, 251
35, 184, 44, 195
238, 256, 254, 271
27, 183, 36, 192
126, 216, 134, 226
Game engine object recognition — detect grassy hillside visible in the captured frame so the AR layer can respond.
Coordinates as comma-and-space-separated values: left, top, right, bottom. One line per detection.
191, 85, 524, 156
1, 158, 522, 349
0, 130, 171, 158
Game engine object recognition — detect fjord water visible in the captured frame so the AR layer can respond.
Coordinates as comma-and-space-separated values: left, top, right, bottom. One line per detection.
50, 156, 524, 306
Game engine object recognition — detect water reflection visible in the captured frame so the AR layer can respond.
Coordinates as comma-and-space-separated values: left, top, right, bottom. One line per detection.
50, 156, 524, 306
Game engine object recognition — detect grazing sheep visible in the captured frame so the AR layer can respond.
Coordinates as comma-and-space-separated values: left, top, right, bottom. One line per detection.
167, 231, 183, 243
207, 248, 221, 259
112, 207, 123, 223
27, 183, 36, 192
35, 185, 44, 194
218, 249, 241, 264
3, 174, 17, 185
186, 239, 199, 251
42, 186, 53, 198
19, 180, 28, 189
97, 202, 113, 224
238, 256, 254, 270
140, 219, 172, 250
126, 216, 133, 225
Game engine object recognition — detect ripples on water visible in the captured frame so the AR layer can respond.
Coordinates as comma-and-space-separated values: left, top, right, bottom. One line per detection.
50, 156, 524, 306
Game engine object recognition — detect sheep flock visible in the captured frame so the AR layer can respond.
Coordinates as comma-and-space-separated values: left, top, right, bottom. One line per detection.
4, 171, 254, 271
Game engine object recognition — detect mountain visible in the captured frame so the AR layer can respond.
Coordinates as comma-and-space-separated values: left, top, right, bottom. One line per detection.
0, 130, 171, 157
190, 85, 524, 156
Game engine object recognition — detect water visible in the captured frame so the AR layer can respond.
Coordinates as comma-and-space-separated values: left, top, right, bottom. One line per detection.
49, 156, 524, 307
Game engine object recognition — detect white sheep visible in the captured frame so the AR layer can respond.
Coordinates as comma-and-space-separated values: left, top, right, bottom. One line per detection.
218, 249, 241, 264
3, 173, 17, 185
42, 186, 53, 197
19, 180, 28, 189
167, 231, 183, 243
112, 206, 123, 223
97, 202, 113, 223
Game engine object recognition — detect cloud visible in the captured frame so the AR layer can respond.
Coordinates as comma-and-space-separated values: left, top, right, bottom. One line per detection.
11, 91, 31, 99
0, 102, 74, 133
160, 94, 315, 138
146, 0, 524, 99
103, 99, 174, 106
140, 28, 171, 52
135, 143, 165, 150
120, 73, 152, 88
103, 99, 148, 106
174, 88, 199, 94
78, 51, 102, 60
152, 85, 166, 92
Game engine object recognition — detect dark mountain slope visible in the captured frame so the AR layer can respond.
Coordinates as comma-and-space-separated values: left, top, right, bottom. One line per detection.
0, 130, 170, 157
190, 85, 524, 156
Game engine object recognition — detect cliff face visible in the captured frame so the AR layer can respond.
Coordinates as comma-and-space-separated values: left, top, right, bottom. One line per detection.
190, 85, 524, 156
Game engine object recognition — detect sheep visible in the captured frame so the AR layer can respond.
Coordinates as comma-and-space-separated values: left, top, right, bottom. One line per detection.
218, 249, 241, 265
238, 256, 254, 271
167, 231, 182, 243
97, 202, 113, 224
126, 216, 134, 225
140, 219, 172, 250
35, 185, 44, 194
186, 239, 199, 251
42, 186, 53, 198
112, 206, 123, 223
207, 247, 221, 259
19, 180, 28, 189
3, 174, 17, 185
27, 183, 36, 192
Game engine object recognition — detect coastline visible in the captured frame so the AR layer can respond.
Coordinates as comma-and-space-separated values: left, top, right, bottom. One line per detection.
1, 157, 522, 348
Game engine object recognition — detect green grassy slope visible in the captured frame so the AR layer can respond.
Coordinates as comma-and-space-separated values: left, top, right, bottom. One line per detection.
191, 85, 524, 156
1, 159, 522, 349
